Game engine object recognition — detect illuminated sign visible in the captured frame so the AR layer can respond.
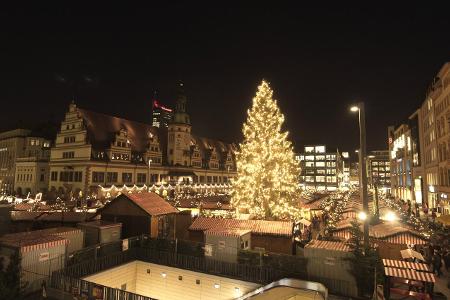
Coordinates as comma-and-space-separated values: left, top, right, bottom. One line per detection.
153, 100, 173, 112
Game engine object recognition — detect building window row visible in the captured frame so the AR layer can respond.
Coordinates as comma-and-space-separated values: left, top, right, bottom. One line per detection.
30, 139, 40, 146
116, 141, 129, 148
59, 171, 82, 182
17, 173, 32, 182
137, 173, 146, 183
62, 151, 75, 159
112, 153, 130, 161
64, 136, 76, 143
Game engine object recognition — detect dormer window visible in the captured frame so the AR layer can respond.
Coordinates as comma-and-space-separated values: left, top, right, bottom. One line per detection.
116, 141, 128, 148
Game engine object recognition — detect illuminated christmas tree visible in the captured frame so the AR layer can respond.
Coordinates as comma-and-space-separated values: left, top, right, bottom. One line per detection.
232, 80, 300, 220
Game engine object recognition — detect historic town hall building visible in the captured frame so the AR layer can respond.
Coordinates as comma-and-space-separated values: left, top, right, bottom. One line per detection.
48, 83, 237, 197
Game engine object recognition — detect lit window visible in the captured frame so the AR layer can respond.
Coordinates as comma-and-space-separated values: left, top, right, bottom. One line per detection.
315, 146, 325, 153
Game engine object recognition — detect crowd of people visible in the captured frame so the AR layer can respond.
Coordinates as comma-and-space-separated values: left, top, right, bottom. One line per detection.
425, 245, 450, 278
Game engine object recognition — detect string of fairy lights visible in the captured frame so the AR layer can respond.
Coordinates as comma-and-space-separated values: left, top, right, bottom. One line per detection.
320, 191, 352, 235
383, 197, 431, 239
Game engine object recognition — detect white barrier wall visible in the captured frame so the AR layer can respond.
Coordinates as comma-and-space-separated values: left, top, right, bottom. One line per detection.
83, 261, 137, 292
83, 260, 260, 300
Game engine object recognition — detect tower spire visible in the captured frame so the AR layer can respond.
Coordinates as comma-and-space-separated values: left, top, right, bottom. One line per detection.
172, 81, 190, 124
176, 81, 187, 113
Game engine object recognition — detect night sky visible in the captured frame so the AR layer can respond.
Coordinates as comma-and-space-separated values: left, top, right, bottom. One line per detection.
1, 4, 449, 156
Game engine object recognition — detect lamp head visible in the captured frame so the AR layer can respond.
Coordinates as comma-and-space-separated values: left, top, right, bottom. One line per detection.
350, 106, 359, 112
358, 211, 367, 221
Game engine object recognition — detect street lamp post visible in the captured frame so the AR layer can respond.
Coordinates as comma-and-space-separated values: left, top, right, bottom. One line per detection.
147, 158, 152, 189
351, 102, 369, 251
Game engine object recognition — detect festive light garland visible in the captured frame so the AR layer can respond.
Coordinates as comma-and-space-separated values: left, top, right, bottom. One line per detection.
383, 197, 431, 238
320, 191, 352, 235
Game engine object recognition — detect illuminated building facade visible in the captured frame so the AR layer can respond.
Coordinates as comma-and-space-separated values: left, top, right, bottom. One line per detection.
297, 145, 342, 191
0, 129, 51, 194
389, 62, 450, 214
48, 82, 237, 198
151, 93, 174, 128
366, 150, 390, 191
421, 63, 450, 214
340, 151, 351, 188
389, 122, 417, 204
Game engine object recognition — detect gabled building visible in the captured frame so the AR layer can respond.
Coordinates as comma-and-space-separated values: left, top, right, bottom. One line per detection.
98, 192, 179, 239
47, 82, 237, 198
188, 217, 294, 254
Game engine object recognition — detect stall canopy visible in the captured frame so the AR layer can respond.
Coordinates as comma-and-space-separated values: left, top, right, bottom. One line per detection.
400, 249, 425, 262
382, 259, 429, 272
384, 267, 435, 283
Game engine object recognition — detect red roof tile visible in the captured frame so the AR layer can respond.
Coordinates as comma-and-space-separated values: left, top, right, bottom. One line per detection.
189, 217, 293, 237
124, 193, 178, 216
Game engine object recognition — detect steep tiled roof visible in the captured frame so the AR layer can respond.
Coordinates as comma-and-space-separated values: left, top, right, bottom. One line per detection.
189, 217, 293, 237
191, 135, 236, 162
77, 108, 237, 166
121, 193, 178, 216
78, 108, 158, 152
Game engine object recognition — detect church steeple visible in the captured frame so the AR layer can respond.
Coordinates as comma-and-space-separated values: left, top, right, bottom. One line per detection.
172, 81, 190, 124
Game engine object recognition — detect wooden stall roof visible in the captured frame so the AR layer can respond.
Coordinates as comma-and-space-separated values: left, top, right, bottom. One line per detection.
384, 267, 435, 283
189, 217, 293, 237
305, 240, 351, 252
382, 259, 429, 272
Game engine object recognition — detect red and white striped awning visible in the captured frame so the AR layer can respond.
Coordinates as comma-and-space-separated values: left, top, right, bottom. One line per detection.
384, 267, 435, 283
382, 259, 430, 272
21, 239, 68, 253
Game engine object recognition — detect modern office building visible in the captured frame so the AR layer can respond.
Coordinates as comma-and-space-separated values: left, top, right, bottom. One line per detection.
297, 145, 342, 191
366, 150, 390, 192
0, 129, 51, 194
48, 82, 237, 198
340, 151, 351, 189
151, 92, 174, 129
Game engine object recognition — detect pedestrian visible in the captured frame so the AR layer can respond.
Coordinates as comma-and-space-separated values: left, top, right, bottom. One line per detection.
432, 250, 443, 277
431, 209, 437, 222
41, 280, 47, 299
444, 251, 450, 272
407, 200, 412, 216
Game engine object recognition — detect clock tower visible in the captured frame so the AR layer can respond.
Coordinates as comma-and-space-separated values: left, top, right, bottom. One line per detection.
167, 81, 192, 166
